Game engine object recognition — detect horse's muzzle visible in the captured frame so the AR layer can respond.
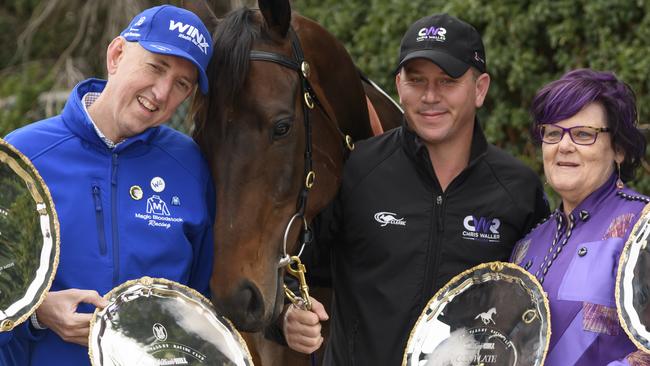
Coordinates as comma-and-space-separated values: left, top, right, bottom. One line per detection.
215, 279, 273, 332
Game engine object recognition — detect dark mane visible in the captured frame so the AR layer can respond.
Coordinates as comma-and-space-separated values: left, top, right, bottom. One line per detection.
192, 7, 260, 140
211, 7, 260, 105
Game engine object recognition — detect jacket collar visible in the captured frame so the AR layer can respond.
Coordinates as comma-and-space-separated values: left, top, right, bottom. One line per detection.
61, 78, 160, 152
555, 173, 618, 221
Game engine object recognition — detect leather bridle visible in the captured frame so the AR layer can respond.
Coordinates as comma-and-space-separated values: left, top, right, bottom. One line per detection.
249, 27, 354, 272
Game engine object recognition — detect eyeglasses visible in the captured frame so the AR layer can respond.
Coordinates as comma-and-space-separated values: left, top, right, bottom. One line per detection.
537, 124, 611, 145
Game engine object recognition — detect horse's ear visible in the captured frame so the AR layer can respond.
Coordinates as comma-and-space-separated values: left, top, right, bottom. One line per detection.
258, 0, 291, 38
182, 0, 219, 33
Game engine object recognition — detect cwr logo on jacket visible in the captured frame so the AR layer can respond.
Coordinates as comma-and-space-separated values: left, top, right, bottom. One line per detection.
462, 215, 501, 242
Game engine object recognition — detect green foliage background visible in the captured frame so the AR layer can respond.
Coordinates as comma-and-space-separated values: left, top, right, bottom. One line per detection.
0, 0, 165, 133
294, 0, 650, 200
0, 0, 648, 203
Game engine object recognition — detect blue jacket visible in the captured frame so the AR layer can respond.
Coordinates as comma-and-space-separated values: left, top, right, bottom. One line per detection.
1, 79, 215, 365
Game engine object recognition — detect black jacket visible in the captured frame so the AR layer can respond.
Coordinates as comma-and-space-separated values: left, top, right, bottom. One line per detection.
315, 120, 549, 365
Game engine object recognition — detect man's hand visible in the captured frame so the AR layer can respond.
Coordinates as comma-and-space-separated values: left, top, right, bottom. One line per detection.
35, 289, 109, 346
283, 297, 329, 354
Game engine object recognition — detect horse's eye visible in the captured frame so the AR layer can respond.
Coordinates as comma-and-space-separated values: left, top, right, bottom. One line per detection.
272, 120, 292, 140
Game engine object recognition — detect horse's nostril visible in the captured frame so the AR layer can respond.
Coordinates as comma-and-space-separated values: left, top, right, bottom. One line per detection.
237, 280, 264, 321
216, 279, 269, 332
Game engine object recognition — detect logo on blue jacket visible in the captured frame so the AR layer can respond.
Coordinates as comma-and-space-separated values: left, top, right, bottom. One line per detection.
134, 193, 184, 230
147, 195, 170, 216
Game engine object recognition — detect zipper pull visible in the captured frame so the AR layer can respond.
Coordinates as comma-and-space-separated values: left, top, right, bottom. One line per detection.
436, 195, 444, 231
92, 185, 102, 211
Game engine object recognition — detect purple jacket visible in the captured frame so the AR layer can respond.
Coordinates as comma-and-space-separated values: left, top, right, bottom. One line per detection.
511, 174, 650, 366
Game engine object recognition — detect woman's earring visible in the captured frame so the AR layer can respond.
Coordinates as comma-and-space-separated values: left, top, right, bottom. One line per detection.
616, 161, 624, 189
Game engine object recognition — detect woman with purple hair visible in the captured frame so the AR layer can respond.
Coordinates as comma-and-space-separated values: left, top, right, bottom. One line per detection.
511, 69, 649, 365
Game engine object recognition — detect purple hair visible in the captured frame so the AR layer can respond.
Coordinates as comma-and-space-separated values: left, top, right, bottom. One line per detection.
530, 68, 647, 182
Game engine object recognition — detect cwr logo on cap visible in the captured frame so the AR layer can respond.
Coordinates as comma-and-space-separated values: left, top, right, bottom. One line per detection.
417, 26, 446, 42
169, 20, 210, 55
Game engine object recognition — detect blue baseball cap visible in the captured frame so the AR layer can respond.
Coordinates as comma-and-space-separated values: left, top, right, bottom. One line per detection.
120, 5, 213, 94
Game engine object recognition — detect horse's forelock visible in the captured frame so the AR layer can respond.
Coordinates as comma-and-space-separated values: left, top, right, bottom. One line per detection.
192, 7, 260, 158
193, 7, 259, 147
212, 8, 260, 105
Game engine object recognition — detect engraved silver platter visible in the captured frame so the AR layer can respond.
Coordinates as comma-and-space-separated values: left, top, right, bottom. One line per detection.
89, 276, 253, 366
403, 262, 550, 366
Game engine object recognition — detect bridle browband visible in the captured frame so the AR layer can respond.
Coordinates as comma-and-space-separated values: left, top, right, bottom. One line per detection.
249, 27, 353, 270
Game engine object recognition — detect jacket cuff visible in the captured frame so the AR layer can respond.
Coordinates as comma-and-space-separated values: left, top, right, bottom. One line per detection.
14, 318, 47, 342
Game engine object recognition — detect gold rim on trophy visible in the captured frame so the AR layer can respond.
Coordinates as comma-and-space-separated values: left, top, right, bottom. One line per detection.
0, 138, 60, 332
616, 202, 650, 353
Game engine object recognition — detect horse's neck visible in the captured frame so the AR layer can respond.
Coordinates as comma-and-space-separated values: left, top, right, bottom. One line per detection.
296, 22, 372, 140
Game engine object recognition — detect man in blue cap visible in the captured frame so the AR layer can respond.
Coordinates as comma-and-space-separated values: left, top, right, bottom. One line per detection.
1, 5, 215, 365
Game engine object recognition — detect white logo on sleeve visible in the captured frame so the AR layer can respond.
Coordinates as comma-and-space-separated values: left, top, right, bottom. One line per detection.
150, 177, 165, 192
374, 212, 406, 227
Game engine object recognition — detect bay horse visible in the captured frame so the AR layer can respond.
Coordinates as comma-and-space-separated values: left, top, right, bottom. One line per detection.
187, 0, 401, 363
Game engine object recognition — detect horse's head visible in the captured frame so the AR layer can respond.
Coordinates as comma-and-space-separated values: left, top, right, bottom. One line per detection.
192, 0, 371, 331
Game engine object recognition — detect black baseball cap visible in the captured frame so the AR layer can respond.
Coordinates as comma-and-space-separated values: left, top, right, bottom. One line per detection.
395, 13, 486, 78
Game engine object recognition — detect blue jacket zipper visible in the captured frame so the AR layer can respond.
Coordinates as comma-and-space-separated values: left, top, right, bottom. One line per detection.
92, 185, 108, 255
111, 153, 120, 286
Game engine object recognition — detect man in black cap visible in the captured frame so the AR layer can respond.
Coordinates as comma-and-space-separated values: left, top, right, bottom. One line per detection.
280, 13, 549, 365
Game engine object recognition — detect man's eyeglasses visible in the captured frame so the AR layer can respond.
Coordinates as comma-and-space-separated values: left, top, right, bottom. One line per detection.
537, 124, 610, 146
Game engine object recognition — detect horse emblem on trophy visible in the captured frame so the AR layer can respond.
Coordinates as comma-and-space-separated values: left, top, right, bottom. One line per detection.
475, 308, 497, 325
